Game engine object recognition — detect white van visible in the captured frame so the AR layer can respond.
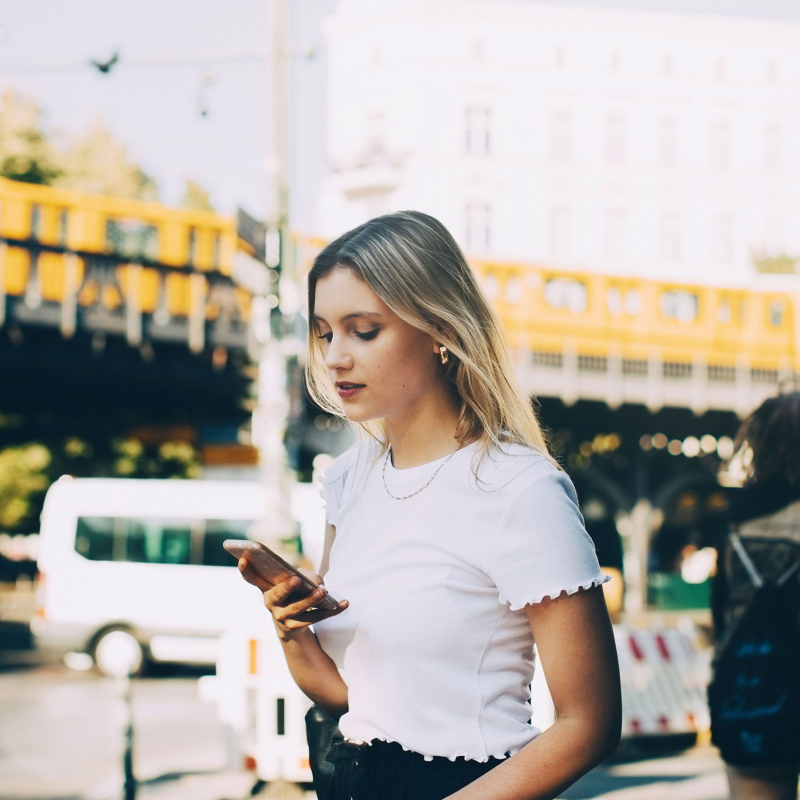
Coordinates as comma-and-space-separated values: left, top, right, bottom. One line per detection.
34, 476, 271, 676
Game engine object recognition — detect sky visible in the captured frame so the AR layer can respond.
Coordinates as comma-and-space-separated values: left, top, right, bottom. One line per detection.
0, 0, 798, 229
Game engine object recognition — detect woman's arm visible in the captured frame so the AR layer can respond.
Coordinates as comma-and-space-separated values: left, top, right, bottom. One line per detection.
237, 521, 348, 716
447, 585, 621, 800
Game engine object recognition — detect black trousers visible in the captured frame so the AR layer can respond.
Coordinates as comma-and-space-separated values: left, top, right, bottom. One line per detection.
326, 738, 504, 800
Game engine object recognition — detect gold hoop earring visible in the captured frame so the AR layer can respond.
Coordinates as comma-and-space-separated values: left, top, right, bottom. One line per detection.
439, 346, 449, 365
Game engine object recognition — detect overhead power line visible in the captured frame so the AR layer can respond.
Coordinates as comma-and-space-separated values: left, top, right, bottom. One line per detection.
0, 48, 274, 77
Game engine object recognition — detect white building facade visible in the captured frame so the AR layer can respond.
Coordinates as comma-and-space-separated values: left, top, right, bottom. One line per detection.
315, 0, 800, 286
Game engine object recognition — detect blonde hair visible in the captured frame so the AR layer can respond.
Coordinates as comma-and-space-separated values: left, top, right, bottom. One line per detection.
305, 211, 556, 466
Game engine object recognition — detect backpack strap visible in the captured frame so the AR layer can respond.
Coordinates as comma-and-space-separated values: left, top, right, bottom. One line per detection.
731, 532, 800, 588
777, 558, 800, 587
730, 533, 765, 588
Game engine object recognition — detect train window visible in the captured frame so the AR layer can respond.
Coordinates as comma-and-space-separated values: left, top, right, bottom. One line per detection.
213, 233, 221, 269
544, 278, 587, 313
188, 228, 198, 267
59, 210, 68, 245
30, 204, 41, 240
107, 219, 158, 261
660, 290, 698, 323
770, 299, 784, 327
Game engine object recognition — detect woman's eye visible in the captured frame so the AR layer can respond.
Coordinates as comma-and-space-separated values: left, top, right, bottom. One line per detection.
318, 332, 333, 343
355, 329, 379, 341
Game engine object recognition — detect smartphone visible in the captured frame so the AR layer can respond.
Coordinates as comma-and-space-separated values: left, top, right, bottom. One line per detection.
223, 539, 340, 612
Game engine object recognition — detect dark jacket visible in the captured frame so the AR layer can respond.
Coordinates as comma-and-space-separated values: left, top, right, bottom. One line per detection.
711, 478, 800, 645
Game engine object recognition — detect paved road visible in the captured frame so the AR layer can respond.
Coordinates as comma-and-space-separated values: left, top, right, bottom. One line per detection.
0, 662, 737, 800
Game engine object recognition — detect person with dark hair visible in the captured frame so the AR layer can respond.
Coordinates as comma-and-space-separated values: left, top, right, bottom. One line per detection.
710, 389, 800, 800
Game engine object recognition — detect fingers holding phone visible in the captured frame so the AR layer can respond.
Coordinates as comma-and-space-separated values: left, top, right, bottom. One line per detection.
267, 571, 349, 635
233, 547, 349, 636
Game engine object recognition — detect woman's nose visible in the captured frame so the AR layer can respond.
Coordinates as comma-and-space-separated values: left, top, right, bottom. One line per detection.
324, 337, 351, 371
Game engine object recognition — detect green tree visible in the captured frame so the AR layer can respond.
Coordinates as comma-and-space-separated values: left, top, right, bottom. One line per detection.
0, 444, 51, 531
56, 118, 159, 201
0, 89, 62, 185
180, 178, 214, 211
0, 88, 159, 201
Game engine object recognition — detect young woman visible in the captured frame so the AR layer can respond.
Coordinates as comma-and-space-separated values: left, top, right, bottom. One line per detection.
710, 391, 800, 800
238, 211, 621, 800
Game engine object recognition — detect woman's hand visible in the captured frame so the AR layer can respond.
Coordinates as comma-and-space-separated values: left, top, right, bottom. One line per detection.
238, 554, 349, 639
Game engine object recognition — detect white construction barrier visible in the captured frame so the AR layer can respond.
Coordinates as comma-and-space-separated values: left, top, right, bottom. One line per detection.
202, 618, 712, 784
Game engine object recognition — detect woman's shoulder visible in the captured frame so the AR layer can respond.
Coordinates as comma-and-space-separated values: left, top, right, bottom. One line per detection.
472, 441, 564, 494
319, 438, 381, 486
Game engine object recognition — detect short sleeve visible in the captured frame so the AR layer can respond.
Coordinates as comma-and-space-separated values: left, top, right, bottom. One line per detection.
319, 446, 358, 528
483, 463, 609, 610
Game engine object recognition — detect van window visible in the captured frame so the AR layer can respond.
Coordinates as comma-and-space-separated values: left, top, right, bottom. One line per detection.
75, 517, 256, 566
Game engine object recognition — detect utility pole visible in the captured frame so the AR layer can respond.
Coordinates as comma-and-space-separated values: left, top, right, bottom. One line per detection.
252, 0, 295, 547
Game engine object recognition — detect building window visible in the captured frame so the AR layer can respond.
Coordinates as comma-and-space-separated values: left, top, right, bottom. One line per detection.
763, 123, 783, 173
465, 107, 491, 157
767, 60, 777, 83
764, 218, 785, 256
30, 204, 41, 240
605, 113, 626, 167
549, 206, 572, 259
713, 215, 734, 264
469, 40, 484, 62
658, 117, 680, 170
605, 209, 626, 261
710, 120, 732, 171
549, 110, 571, 164
659, 212, 681, 262
465, 203, 491, 253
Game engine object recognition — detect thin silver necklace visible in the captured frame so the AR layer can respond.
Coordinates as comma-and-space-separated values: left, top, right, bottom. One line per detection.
382, 446, 459, 501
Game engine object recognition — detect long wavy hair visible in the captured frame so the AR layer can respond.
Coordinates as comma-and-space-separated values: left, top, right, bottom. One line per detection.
305, 211, 555, 466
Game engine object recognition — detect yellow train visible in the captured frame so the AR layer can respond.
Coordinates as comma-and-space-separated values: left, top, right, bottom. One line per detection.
0, 176, 268, 352
473, 260, 798, 375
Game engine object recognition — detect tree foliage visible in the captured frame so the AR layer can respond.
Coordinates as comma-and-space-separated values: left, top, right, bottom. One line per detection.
0, 88, 159, 201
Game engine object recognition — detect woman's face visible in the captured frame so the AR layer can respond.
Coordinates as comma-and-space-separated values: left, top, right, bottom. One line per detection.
313, 267, 442, 423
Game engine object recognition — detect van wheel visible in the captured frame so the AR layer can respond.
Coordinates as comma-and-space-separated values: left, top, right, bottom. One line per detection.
93, 628, 146, 677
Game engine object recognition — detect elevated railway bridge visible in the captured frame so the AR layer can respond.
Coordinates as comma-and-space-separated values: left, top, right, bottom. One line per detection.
1, 176, 797, 616
0, 177, 271, 474
464, 257, 799, 616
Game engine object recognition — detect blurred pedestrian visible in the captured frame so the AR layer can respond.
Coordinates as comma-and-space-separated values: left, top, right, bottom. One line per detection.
238, 211, 621, 800
709, 391, 800, 800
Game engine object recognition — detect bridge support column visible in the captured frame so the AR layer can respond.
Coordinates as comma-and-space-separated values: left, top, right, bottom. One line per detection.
691, 354, 708, 415
562, 339, 578, 406
606, 345, 623, 409
188, 273, 206, 354
735, 355, 752, 418
622, 499, 661, 614
646, 350, 663, 413
124, 264, 142, 346
0, 241, 5, 328
61, 253, 79, 339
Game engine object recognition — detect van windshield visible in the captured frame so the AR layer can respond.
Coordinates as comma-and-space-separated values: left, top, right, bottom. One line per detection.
75, 517, 255, 567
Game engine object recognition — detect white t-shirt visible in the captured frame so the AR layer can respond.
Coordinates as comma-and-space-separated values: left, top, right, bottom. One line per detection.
314, 439, 608, 762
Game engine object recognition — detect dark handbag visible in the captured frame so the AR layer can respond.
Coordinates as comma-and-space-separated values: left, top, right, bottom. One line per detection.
305, 704, 343, 800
